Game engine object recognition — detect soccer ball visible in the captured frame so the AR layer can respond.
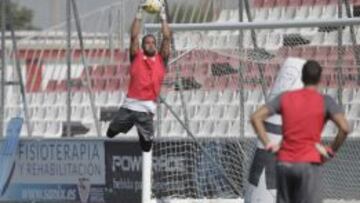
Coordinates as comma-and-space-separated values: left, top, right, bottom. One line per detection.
142, 0, 164, 14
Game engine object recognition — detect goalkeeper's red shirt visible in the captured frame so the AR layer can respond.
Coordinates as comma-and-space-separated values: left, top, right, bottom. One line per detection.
266, 88, 343, 163
127, 50, 166, 101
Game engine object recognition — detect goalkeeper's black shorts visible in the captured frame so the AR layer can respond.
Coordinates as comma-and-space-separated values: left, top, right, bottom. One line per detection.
107, 107, 154, 152
276, 161, 322, 203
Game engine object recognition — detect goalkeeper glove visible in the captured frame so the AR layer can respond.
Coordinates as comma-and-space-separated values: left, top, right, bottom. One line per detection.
159, 4, 166, 21
136, 3, 145, 20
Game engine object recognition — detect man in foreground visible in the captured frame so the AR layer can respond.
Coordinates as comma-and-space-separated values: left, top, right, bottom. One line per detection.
251, 60, 350, 203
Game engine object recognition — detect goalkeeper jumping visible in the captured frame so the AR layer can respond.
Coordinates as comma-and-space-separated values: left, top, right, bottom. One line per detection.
251, 60, 350, 203
107, 1, 171, 152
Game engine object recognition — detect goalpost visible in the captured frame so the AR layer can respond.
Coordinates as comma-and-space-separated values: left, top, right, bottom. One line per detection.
142, 17, 360, 203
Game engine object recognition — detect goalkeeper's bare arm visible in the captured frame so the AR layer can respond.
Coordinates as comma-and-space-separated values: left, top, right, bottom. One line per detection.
129, 5, 142, 61
159, 6, 171, 63
130, 4, 171, 62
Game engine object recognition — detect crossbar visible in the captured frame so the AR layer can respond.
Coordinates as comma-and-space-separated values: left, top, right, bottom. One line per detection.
145, 18, 360, 31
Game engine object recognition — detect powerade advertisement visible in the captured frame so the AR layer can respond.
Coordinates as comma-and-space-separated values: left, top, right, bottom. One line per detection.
104, 141, 143, 203
0, 139, 244, 203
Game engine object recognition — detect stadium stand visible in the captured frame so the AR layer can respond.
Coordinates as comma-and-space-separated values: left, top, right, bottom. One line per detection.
2, 1, 359, 142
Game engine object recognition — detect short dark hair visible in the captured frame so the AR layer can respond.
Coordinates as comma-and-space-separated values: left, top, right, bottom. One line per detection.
141, 34, 156, 48
302, 60, 322, 85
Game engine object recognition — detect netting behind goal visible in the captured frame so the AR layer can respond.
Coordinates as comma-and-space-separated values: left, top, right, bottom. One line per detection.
151, 23, 360, 201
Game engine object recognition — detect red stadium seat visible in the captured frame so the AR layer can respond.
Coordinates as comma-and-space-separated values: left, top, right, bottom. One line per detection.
263, 0, 276, 7
277, 0, 289, 7
316, 46, 331, 59
354, 0, 360, 5
329, 47, 338, 58
214, 77, 229, 90
105, 78, 121, 91
227, 75, 239, 90
71, 78, 85, 92
328, 47, 355, 61
345, 47, 356, 60
56, 80, 67, 92
287, 47, 303, 57
92, 65, 105, 78
277, 47, 290, 58
302, 0, 315, 6
80, 66, 95, 78
253, 0, 264, 8
194, 63, 209, 76
328, 0, 337, 4
288, 0, 302, 7
343, 59, 356, 67
316, 0, 329, 5
103, 65, 117, 78
204, 77, 215, 90
93, 79, 107, 91
122, 77, 130, 90
302, 46, 317, 59
46, 80, 57, 92
115, 64, 129, 76
264, 64, 278, 75
181, 64, 195, 77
